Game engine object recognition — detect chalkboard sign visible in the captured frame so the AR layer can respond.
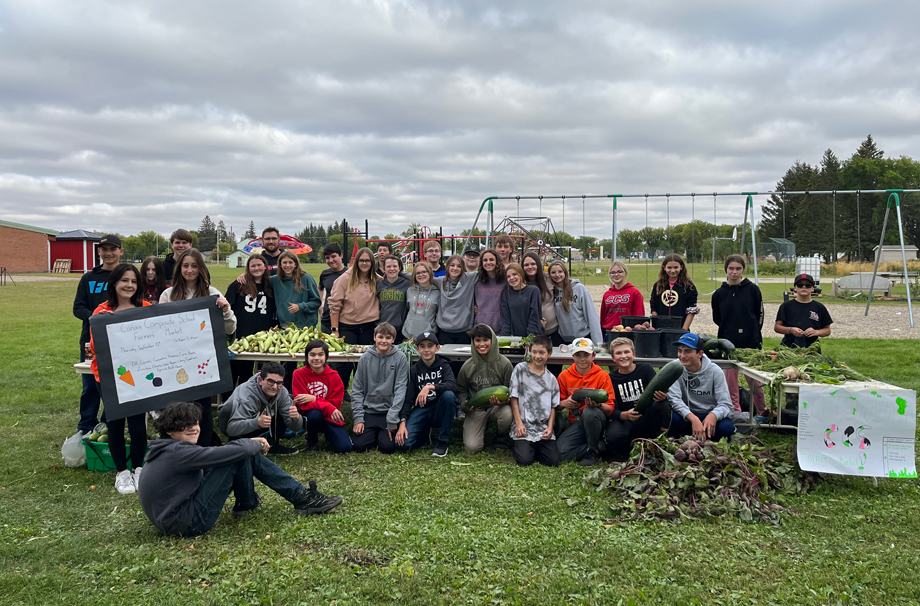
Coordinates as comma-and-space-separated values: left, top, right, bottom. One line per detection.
90, 297, 232, 420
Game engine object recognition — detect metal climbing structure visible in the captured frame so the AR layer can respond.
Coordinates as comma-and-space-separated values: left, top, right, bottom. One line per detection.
491, 216, 566, 261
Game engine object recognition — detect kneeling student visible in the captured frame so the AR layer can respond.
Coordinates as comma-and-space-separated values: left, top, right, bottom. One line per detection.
351, 322, 409, 454
556, 338, 615, 466
292, 340, 353, 454
139, 401, 341, 537
604, 337, 671, 460
509, 335, 560, 467
666, 333, 735, 441
458, 324, 514, 453
395, 331, 457, 457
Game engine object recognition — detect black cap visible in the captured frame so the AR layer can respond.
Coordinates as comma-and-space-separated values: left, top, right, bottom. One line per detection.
99, 234, 123, 248
794, 273, 815, 286
462, 244, 481, 255
415, 331, 439, 346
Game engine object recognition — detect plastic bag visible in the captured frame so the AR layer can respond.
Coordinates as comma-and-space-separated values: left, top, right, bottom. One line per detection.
62, 431, 87, 468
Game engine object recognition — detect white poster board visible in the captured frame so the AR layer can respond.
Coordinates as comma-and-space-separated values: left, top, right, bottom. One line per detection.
797, 384, 917, 478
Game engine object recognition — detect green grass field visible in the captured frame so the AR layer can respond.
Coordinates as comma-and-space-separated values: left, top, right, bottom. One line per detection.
1, 276, 919, 605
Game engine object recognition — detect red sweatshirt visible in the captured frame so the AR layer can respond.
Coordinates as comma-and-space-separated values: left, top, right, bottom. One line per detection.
291, 365, 346, 425
600, 282, 644, 330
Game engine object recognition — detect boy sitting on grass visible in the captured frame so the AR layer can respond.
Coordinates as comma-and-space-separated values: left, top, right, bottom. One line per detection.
509, 335, 560, 467
458, 324, 514, 454
351, 322, 409, 454
139, 401, 342, 537
292, 339, 353, 454
395, 331, 457, 457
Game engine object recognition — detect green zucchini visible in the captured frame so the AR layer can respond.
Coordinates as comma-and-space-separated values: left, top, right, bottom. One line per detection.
468, 385, 511, 408
572, 388, 608, 403
634, 359, 683, 413
497, 338, 514, 348
703, 338, 736, 360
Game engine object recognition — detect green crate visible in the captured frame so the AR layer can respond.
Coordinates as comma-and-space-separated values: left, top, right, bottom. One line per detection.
83, 440, 134, 472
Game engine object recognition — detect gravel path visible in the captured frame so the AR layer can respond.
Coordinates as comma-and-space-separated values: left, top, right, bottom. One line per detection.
584, 285, 920, 340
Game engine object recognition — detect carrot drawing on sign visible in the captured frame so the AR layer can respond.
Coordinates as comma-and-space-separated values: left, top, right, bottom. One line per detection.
117, 366, 135, 386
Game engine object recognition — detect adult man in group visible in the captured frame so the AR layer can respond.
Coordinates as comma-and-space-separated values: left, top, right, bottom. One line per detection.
462, 244, 480, 272
219, 362, 304, 456
162, 229, 193, 284
260, 227, 283, 275
666, 333, 735, 441
72, 234, 123, 434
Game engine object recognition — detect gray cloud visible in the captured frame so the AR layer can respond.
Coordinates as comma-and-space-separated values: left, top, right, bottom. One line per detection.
1, 0, 919, 242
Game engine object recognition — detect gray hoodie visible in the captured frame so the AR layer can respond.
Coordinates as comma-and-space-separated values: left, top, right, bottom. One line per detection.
222, 373, 302, 439
434, 271, 478, 333
402, 284, 440, 340
351, 345, 409, 429
666, 355, 733, 421
139, 437, 261, 536
554, 281, 603, 343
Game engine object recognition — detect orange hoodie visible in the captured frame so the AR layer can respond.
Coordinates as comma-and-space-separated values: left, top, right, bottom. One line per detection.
557, 362, 614, 422
89, 300, 153, 382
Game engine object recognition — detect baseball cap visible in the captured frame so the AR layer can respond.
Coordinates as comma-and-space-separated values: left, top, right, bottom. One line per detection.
673, 333, 703, 350
569, 338, 595, 354
462, 244, 481, 255
415, 331, 439, 346
794, 273, 815, 286
98, 234, 123, 248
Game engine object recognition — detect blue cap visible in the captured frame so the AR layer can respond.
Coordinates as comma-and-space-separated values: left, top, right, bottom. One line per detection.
673, 333, 703, 349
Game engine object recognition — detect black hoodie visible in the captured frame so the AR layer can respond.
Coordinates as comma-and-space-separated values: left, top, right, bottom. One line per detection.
163, 253, 177, 285
73, 265, 113, 347
399, 354, 457, 422
711, 278, 764, 349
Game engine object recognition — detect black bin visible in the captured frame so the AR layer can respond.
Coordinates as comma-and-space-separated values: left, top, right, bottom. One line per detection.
659, 328, 688, 358
633, 329, 661, 358
651, 315, 683, 330
620, 315, 650, 329
606, 330, 634, 346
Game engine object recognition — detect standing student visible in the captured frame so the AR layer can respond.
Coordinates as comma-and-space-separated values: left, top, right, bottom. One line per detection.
712, 255, 767, 414
328, 247, 380, 395
458, 324, 514, 454
555, 338, 615, 466
163, 229, 192, 285
548, 261, 603, 344
318, 243, 348, 334
351, 323, 409, 454
423, 241, 446, 277
403, 262, 440, 340
774, 273, 833, 349
509, 335, 560, 467
649, 254, 699, 330
140, 256, 168, 305
473, 249, 506, 334
73, 234, 123, 434
500, 263, 544, 337
375, 243, 392, 277
224, 255, 278, 395
494, 234, 515, 266
161, 248, 238, 447
271, 250, 321, 391
292, 340, 353, 454
89, 264, 152, 494
434, 255, 478, 345
462, 244, 481, 273
604, 338, 671, 460
259, 227, 284, 275
377, 255, 411, 337
600, 261, 644, 334
395, 331, 457, 457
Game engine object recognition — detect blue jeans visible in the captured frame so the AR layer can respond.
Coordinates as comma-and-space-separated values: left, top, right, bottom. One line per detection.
78, 348, 106, 433
305, 409, 353, 453
185, 453, 306, 536
399, 391, 457, 451
667, 411, 735, 441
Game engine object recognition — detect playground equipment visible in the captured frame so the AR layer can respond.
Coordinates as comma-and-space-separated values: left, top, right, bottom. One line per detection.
491, 216, 566, 261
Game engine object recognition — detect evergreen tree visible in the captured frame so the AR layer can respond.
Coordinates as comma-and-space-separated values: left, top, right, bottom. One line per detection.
244, 221, 257, 239
217, 221, 229, 245
856, 134, 884, 160
198, 216, 217, 253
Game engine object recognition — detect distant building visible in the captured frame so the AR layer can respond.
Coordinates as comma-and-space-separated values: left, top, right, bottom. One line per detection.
51, 230, 104, 273
874, 244, 919, 264
0, 219, 59, 273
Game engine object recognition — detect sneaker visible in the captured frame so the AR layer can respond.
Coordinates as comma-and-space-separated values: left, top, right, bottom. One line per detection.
267, 444, 299, 456
132, 466, 143, 489
432, 441, 449, 457
304, 441, 319, 453
489, 436, 510, 451
579, 450, 601, 467
231, 495, 262, 519
115, 469, 136, 495
456, 407, 466, 420
293, 481, 343, 516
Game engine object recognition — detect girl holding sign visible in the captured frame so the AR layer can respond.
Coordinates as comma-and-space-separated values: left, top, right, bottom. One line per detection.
225, 255, 278, 395
160, 248, 237, 446
90, 264, 152, 495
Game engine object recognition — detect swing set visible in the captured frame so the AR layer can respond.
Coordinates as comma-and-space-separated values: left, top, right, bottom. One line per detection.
462, 189, 918, 328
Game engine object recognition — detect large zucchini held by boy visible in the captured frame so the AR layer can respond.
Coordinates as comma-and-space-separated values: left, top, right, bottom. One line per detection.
468, 385, 511, 408
572, 389, 609, 403
634, 360, 683, 413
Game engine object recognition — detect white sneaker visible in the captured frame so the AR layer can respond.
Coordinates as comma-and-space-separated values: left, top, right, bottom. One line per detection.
132, 466, 143, 489
115, 469, 137, 495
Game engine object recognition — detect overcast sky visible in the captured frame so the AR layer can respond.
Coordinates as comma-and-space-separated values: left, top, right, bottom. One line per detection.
2, 0, 919, 242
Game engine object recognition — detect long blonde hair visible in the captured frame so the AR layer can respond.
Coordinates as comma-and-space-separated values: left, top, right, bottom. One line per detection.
348, 247, 379, 291
548, 260, 574, 313
170, 249, 212, 301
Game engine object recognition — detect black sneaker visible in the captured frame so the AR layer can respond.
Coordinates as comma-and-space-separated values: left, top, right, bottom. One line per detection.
293, 481, 343, 516
490, 436, 510, 451
579, 450, 600, 467
304, 441, 319, 453
231, 495, 262, 519
432, 441, 449, 457
268, 444, 299, 456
